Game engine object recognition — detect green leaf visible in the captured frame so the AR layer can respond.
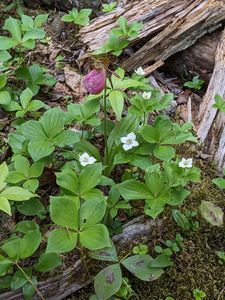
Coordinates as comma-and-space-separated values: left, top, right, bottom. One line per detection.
150, 254, 172, 268
94, 264, 122, 300
109, 90, 124, 121
4, 17, 22, 41
0, 259, 12, 276
122, 255, 164, 281
22, 276, 37, 300
0, 50, 12, 62
34, 14, 48, 28
2, 238, 22, 259
200, 201, 224, 227
20, 120, 46, 140
116, 180, 150, 200
29, 162, 45, 178
50, 196, 79, 230
79, 198, 106, 230
0, 91, 11, 105
153, 145, 175, 162
40, 108, 64, 138
14, 155, 30, 177
15, 220, 39, 234
0, 73, 7, 89
19, 230, 41, 259
80, 224, 110, 250
89, 240, 118, 262
56, 169, 79, 195
212, 178, 225, 189
172, 209, 190, 230
22, 28, 45, 42
53, 130, 79, 147
23, 179, 39, 192
79, 163, 102, 195
46, 228, 77, 253
35, 253, 62, 273
11, 269, 28, 290
17, 198, 45, 216
0, 36, 18, 50
28, 140, 54, 161
0, 162, 9, 191
20, 88, 33, 109
1, 187, 35, 201
61, 14, 74, 22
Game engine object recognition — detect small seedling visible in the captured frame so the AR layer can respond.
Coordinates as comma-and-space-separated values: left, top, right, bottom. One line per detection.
61, 8, 92, 26
132, 244, 148, 255
184, 76, 204, 90
116, 277, 134, 299
154, 234, 183, 257
102, 2, 117, 13
216, 251, 225, 265
213, 94, 225, 112
172, 209, 199, 231
193, 289, 206, 300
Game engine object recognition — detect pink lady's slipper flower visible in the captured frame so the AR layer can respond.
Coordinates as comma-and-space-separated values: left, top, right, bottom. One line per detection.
83, 68, 106, 95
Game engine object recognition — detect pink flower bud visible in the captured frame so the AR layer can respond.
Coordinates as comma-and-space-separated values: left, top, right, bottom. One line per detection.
83, 68, 106, 95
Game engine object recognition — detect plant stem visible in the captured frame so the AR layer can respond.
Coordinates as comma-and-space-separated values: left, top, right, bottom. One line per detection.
103, 85, 108, 164
79, 246, 90, 278
16, 263, 45, 300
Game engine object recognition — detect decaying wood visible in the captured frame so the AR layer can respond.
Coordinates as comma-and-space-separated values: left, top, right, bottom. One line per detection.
165, 30, 221, 82
79, 0, 225, 72
0, 217, 159, 300
197, 28, 225, 166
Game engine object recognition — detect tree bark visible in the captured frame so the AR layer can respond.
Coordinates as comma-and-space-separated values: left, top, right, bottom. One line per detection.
196, 28, 225, 169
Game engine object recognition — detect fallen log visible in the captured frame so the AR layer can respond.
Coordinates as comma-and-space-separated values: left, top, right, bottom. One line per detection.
79, 0, 225, 72
0, 217, 160, 300
196, 28, 225, 169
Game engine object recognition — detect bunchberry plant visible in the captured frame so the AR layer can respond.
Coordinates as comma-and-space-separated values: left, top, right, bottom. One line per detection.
102, 2, 117, 13
0, 6, 206, 300
213, 94, 225, 112
61, 8, 92, 26
172, 209, 199, 231
154, 234, 183, 257
184, 75, 204, 90
193, 289, 207, 300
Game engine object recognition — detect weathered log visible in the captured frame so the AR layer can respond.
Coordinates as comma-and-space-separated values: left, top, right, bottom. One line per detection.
196, 28, 225, 169
165, 30, 222, 83
0, 217, 159, 300
79, 0, 225, 72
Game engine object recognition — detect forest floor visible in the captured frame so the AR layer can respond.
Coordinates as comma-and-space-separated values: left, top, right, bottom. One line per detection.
0, 1, 225, 300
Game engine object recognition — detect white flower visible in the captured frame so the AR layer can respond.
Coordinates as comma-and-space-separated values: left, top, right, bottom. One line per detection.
179, 158, 193, 168
142, 91, 152, 99
79, 152, 96, 166
135, 67, 145, 76
120, 132, 139, 151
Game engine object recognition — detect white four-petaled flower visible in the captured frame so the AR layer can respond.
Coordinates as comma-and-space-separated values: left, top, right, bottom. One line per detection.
79, 152, 96, 166
135, 67, 145, 76
142, 91, 152, 99
179, 158, 193, 168
120, 132, 139, 151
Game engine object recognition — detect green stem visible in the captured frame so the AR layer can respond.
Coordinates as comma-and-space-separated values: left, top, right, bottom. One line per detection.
16, 263, 45, 300
103, 85, 108, 164
122, 278, 140, 300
